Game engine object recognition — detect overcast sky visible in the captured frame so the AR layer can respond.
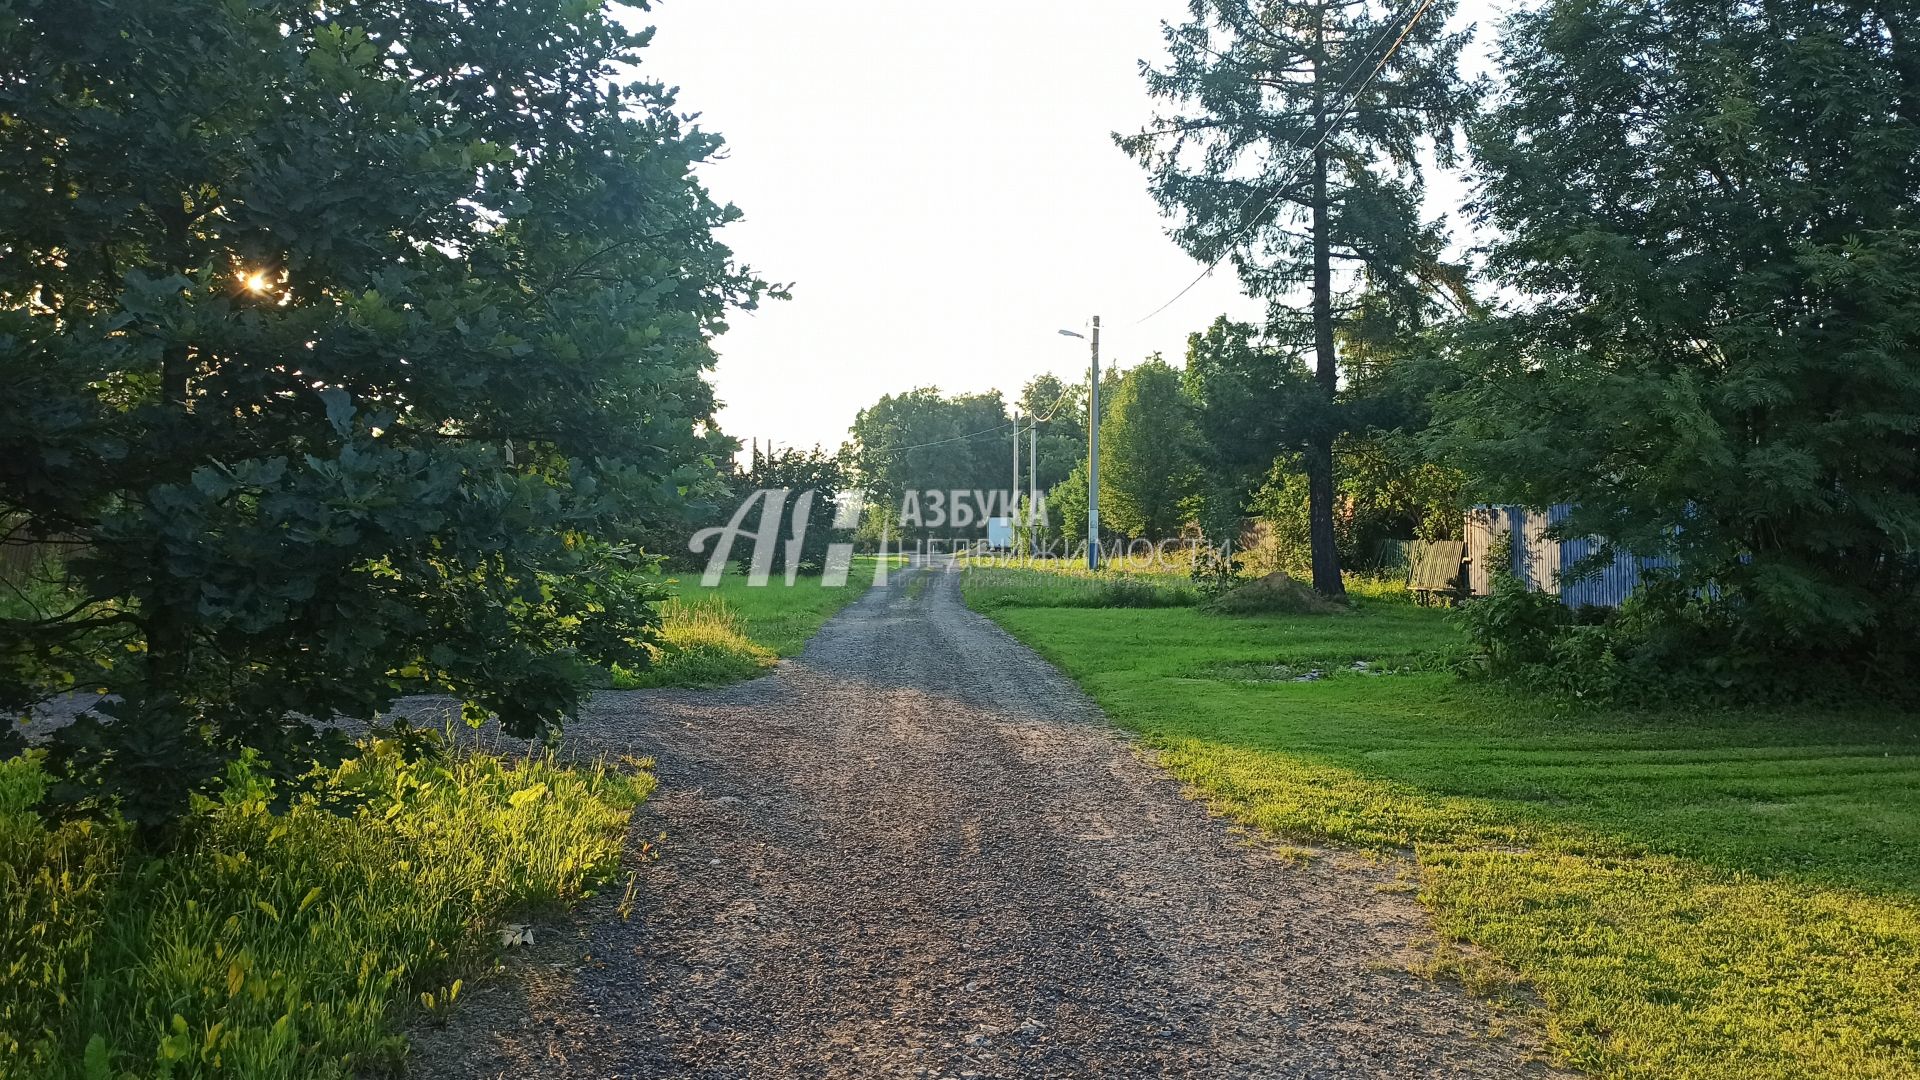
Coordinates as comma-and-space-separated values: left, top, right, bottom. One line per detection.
621, 0, 1499, 455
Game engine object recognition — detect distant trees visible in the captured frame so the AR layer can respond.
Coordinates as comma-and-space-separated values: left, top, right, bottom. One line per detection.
1440, 0, 1920, 652
1017, 374, 1088, 493
731, 447, 850, 576
1100, 358, 1200, 540
846, 388, 1013, 540
1119, 0, 1476, 597
0, 0, 767, 823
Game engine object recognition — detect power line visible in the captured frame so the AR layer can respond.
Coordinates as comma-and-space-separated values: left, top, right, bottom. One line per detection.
856, 383, 1078, 462
1209, 0, 1425, 229
1133, 0, 1442, 326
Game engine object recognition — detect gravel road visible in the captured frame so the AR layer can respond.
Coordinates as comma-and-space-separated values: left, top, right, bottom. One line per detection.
406, 559, 1563, 1079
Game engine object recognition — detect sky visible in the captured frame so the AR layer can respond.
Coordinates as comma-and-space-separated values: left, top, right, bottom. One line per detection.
620, 0, 1499, 456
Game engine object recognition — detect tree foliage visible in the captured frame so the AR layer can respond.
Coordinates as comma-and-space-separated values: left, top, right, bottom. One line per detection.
846, 388, 1012, 540
1181, 316, 1316, 538
1017, 374, 1088, 495
731, 447, 850, 576
1120, 0, 1476, 595
0, 0, 768, 824
1440, 0, 1920, 650
1099, 358, 1201, 540
1252, 433, 1465, 574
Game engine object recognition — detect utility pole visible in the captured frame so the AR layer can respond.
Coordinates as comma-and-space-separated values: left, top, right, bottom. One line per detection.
1087, 315, 1101, 571
1011, 406, 1020, 532
1028, 414, 1038, 558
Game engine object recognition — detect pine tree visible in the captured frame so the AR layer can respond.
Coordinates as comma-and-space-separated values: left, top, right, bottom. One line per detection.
1120, 0, 1475, 596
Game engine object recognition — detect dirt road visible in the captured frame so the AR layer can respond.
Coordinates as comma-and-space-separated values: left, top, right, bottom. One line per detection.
408, 560, 1560, 1079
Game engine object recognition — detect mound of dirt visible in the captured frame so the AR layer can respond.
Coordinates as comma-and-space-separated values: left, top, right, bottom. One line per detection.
1206, 571, 1347, 616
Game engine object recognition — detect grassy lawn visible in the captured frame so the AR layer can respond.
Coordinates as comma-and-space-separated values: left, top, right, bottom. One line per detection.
611, 555, 895, 688
963, 566, 1920, 1079
1, 744, 649, 1079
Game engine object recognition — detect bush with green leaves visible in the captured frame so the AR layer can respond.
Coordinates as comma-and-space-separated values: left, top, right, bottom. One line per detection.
1440, 0, 1920, 661
1456, 569, 1575, 674
0, 0, 768, 825
1187, 545, 1239, 601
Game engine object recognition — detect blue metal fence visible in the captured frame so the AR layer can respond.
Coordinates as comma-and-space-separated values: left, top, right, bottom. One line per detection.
1465, 504, 1668, 609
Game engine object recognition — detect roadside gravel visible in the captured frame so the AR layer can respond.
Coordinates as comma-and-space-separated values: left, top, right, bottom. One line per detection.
403, 559, 1566, 1079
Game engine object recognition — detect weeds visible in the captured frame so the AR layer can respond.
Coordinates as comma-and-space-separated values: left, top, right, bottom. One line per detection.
612, 596, 777, 689
0, 744, 649, 1079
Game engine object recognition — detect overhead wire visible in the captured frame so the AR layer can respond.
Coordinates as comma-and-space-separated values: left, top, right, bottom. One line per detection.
1132, 0, 1442, 326
855, 381, 1079, 462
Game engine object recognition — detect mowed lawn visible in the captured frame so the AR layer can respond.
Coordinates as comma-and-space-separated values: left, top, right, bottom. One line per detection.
964, 568, 1920, 1080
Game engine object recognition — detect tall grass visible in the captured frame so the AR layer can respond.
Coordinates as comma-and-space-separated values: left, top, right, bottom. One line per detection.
0, 743, 649, 1079
611, 596, 777, 688
960, 564, 1197, 609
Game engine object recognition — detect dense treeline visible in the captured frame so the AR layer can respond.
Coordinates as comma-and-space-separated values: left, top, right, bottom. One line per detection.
1113, 0, 1918, 683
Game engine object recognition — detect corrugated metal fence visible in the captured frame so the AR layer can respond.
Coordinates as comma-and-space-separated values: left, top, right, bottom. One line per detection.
1464, 504, 1666, 609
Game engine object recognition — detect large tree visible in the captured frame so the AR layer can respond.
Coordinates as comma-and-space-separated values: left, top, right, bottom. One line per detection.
1442, 0, 1920, 649
1120, 0, 1475, 597
0, 0, 767, 823
1100, 357, 1201, 540
847, 388, 1012, 540
1016, 374, 1089, 494
1181, 316, 1314, 539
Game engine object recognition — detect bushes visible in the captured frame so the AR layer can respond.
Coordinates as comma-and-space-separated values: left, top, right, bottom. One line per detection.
1457, 569, 1573, 671
0, 743, 648, 1078
1455, 569, 1915, 705
1188, 545, 1237, 601
1, 758, 124, 1071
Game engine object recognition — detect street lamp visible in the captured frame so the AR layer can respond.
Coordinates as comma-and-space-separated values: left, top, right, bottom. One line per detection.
1057, 318, 1101, 570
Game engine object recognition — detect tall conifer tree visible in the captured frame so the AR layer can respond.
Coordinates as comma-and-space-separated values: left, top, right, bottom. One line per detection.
1121, 0, 1474, 596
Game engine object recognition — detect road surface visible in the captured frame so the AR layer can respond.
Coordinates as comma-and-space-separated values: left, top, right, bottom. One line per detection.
408, 559, 1560, 1079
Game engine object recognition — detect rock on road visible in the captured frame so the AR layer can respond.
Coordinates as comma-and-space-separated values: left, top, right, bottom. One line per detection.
408, 559, 1562, 1079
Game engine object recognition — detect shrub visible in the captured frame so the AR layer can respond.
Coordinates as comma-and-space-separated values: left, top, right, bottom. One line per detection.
1188, 545, 1239, 601
1455, 569, 1572, 671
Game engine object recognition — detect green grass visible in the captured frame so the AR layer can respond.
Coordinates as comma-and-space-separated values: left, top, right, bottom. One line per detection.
0, 743, 649, 1079
611, 555, 894, 688
962, 565, 1920, 1080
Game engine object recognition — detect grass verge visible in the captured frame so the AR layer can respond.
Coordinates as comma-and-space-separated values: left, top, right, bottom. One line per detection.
611, 555, 893, 689
962, 565, 1920, 1080
1, 742, 650, 1079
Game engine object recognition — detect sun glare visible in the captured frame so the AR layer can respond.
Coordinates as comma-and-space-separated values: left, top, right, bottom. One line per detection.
241, 269, 272, 294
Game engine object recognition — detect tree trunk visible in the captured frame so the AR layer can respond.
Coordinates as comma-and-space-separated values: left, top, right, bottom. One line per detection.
146, 341, 193, 701
1307, 61, 1346, 601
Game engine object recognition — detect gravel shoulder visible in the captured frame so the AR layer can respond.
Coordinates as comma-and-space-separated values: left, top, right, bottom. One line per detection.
404, 559, 1568, 1079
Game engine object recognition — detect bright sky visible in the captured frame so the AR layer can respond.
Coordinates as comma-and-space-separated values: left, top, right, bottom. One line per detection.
624, 0, 1498, 455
